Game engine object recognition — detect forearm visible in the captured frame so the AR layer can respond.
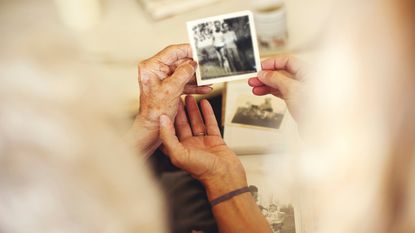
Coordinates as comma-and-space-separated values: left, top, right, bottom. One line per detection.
211, 193, 272, 233
126, 116, 160, 158
204, 176, 273, 233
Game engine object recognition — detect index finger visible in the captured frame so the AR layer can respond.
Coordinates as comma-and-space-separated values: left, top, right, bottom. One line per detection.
200, 99, 221, 136
153, 44, 193, 66
261, 55, 303, 78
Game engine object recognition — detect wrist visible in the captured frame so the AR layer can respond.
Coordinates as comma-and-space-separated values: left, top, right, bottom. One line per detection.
127, 114, 161, 158
202, 169, 248, 201
135, 112, 160, 131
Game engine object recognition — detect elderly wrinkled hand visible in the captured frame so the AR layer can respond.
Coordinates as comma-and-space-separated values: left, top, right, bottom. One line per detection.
137, 44, 212, 128
248, 55, 305, 120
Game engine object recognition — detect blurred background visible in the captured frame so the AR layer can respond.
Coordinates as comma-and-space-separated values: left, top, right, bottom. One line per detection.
0, 0, 333, 115
2, 1, 415, 233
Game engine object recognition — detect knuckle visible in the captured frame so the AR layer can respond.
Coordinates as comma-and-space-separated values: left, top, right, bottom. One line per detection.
259, 71, 275, 81
165, 44, 177, 51
178, 64, 194, 77
169, 155, 178, 165
175, 119, 187, 127
195, 126, 206, 134
184, 85, 195, 93
265, 71, 277, 79
161, 88, 172, 96
137, 62, 144, 71
170, 156, 183, 167
138, 59, 148, 69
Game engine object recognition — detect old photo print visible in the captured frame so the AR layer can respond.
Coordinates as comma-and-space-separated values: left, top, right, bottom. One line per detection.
187, 11, 261, 85
231, 94, 286, 130
240, 155, 300, 233
249, 185, 297, 233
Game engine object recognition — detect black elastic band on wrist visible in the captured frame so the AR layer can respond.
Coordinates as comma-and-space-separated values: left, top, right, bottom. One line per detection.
210, 187, 250, 207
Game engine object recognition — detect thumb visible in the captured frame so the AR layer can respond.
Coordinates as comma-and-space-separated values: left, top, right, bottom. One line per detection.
159, 115, 186, 166
164, 61, 197, 90
257, 70, 296, 97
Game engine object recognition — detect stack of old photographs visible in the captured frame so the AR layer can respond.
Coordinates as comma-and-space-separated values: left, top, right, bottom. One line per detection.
139, 0, 221, 20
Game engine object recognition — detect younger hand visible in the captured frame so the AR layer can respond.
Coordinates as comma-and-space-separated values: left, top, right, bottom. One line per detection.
159, 96, 247, 199
248, 55, 305, 120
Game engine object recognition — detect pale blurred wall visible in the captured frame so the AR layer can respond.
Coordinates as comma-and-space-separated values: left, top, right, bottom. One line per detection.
0, 0, 334, 113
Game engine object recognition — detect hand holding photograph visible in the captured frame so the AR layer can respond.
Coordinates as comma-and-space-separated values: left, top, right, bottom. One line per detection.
187, 11, 261, 86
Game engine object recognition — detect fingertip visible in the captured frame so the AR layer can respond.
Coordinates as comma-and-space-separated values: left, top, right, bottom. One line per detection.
177, 99, 185, 110
200, 98, 210, 106
175, 62, 196, 78
247, 77, 257, 86
185, 94, 191, 103
185, 94, 196, 103
257, 70, 267, 78
189, 60, 198, 67
252, 87, 269, 96
200, 98, 214, 116
257, 71, 270, 83
199, 86, 213, 94
201, 99, 214, 113
248, 77, 265, 87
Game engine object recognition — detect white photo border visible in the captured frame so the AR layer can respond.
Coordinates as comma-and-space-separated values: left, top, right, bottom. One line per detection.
187, 11, 262, 86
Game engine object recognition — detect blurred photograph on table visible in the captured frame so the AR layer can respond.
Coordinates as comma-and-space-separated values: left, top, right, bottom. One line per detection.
138, 0, 221, 20
231, 94, 286, 130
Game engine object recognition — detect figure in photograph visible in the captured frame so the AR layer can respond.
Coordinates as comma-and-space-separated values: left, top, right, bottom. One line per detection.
222, 22, 243, 72
266, 204, 286, 233
232, 16, 255, 69
196, 24, 215, 62
249, 185, 271, 225
248, 184, 296, 233
232, 96, 284, 129
212, 20, 230, 72
259, 97, 274, 119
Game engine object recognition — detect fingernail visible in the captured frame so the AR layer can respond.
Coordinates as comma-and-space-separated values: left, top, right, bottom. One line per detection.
200, 87, 213, 94
190, 60, 197, 67
258, 71, 267, 77
160, 115, 169, 127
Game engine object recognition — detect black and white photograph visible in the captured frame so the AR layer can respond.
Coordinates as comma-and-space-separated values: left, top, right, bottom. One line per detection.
223, 81, 296, 154
187, 11, 261, 85
249, 185, 297, 233
240, 155, 300, 233
231, 94, 286, 130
